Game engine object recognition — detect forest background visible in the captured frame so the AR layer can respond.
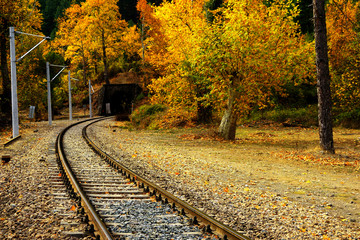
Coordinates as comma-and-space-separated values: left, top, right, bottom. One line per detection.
1, 0, 360, 145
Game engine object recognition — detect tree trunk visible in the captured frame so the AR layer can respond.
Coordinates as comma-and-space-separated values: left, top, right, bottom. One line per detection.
197, 101, 212, 124
0, 20, 12, 125
218, 82, 238, 140
196, 86, 212, 123
313, 0, 335, 153
101, 31, 109, 85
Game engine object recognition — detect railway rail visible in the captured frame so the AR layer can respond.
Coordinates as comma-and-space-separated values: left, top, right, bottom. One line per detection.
55, 117, 250, 240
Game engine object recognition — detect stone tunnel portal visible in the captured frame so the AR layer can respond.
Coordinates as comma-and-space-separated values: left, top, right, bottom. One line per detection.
97, 84, 142, 116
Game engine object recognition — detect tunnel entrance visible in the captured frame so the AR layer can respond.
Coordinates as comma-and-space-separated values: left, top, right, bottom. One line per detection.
97, 84, 142, 116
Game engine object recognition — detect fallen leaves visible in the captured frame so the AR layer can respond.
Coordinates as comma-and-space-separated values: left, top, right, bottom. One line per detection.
273, 150, 360, 170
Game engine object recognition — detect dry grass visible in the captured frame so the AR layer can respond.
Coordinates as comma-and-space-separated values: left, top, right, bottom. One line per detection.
177, 123, 360, 171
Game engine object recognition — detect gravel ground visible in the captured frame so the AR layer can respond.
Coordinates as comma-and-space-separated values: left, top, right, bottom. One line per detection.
0, 120, 92, 239
88, 119, 360, 240
1, 118, 359, 240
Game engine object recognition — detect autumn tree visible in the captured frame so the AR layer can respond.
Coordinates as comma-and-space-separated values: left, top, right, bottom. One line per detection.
202, 0, 314, 139
327, 0, 360, 115
53, 0, 139, 87
140, 0, 218, 123
139, 0, 313, 131
53, 3, 91, 86
0, 0, 44, 124
136, 0, 168, 73
82, 0, 128, 84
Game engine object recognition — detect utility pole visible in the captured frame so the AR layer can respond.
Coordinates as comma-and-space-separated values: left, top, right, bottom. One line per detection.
9, 27, 49, 138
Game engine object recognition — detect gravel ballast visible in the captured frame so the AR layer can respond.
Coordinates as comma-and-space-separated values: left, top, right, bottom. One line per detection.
88, 119, 360, 240
0, 120, 93, 239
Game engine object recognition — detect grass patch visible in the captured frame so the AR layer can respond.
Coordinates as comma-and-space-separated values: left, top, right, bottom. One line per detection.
246, 106, 318, 127
335, 108, 360, 129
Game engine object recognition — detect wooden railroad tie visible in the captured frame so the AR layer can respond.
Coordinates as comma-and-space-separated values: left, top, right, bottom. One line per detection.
2, 155, 11, 164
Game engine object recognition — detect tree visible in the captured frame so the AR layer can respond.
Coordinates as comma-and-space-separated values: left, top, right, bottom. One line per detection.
53, 0, 137, 86
82, 0, 128, 84
0, 0, 43, 125
141, 0, 218, 123
201, 0, 314, 139
313, 0, 335, 153
53, 3, 91, 86
141, 0, 313, 131
326, 0, 360, 114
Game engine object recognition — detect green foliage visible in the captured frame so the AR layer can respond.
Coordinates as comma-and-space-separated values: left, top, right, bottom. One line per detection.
247, 106, 318, 127
39, 0, 84, 37
130, 104, 166, 128
135, 92, 145, 102
335, 109, 360, 129
204, 0, 223, 22
271, 82, 317, 108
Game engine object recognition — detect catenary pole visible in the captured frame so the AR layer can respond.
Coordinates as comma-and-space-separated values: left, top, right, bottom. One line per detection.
47, 63, 67, 125
9, 27, 19, 138
68, 70, 72, 121
89, 79, 92, 118
46, 62, 52, 125
9, 27, 49, 137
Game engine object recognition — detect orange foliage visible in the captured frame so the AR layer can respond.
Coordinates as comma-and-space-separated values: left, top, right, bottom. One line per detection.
140, 0, 314, 131
326, 0, 360, 112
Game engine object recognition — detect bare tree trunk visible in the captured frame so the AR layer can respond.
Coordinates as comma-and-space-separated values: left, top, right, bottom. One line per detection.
101, 31, 109, 85
313, 0, 335, 153
80, 39, 88, 85
0, 20, 12, 125
196, 85, 212, 123
218, 81, 238, 140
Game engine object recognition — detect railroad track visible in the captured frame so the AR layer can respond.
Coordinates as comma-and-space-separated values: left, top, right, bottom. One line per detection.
55, 117, 250, 240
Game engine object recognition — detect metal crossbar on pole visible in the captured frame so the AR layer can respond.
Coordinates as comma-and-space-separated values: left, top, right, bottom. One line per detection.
15, 31, 51, 39
51, 66, 66, 82
46, 62, 67, 125
50, 64, 67, 68
16, 38, 47, 63
9, 27, 49, 138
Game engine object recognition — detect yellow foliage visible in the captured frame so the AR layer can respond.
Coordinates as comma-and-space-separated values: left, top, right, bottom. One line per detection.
51, 0, 140, 84
146, 0, 314, 123
327, 0, 360, 111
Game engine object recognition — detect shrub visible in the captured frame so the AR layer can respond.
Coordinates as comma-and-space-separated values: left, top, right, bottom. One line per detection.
335, 109, 360, 128
246, 106, 318, 127
130, 104, 166, 128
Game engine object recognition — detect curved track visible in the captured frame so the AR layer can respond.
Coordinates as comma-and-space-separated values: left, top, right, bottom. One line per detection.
55, 118, 250, 240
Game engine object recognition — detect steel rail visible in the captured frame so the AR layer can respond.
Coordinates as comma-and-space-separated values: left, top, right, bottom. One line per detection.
55, 117, 113, 240
83, 118, 251, 240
